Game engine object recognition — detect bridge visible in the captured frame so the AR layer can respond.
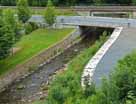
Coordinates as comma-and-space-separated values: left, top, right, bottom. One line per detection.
57, 16, 136, 28
57, 16, 136, 86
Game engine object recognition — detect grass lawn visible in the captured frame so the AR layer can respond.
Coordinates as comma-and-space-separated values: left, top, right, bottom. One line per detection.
32, 9, 78, 16
7, 8, 78, 16
0, 28, 73, 76
33, 100, 46, 104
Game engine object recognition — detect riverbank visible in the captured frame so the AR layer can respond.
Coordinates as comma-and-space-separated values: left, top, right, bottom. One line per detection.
0, 28, 96, 103
0, 28, 76, 93
0, 28, 73, 76
34, 32, 108, 104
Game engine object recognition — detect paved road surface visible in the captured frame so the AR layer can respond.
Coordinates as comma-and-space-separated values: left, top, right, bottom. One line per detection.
93, 27, 136, 85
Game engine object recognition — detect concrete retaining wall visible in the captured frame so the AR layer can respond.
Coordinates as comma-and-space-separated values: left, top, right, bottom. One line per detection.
81, 27, 123, 87
0, 28, 81, 92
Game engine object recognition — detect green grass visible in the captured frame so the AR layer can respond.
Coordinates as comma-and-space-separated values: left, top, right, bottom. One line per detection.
5, 8, 77, 16
33, 100, 46, 104
0, 28, 73, 75
31, 9, 78, 16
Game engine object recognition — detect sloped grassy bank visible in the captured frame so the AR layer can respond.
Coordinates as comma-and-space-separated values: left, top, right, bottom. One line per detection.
0, 28, 73, 75
43, 33, 108, 104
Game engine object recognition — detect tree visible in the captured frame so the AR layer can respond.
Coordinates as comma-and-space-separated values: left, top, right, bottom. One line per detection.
44, 0, 56, 26
93, 0, 105, 5
66, 0, 77, 6
0, 9, 21, 60
92, 51, 136, 104
1, 0, 16, 6
3, 9, 16, 30
132, 0, 136, 5
17, 0, 31, 23
0, 10, 15, 59
3, 9, 22, 41
0, 25, 15, 59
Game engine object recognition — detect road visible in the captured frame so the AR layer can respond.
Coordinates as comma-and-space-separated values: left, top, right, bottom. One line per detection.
93, 27, 136, 85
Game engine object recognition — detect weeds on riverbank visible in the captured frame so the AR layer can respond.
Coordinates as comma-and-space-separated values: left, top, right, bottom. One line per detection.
45, 31, 136, 104
45, 32, 108, 104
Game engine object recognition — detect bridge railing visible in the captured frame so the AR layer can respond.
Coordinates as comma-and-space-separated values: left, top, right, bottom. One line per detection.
57, 16, 136, 28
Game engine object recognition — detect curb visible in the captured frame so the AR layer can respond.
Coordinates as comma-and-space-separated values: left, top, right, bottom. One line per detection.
81, 27, 123, 87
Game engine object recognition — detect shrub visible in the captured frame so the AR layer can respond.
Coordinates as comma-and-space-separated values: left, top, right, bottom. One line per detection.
25, 23, 33, 34
46, 32, 108, 104
44, 0, 56, 26
0, 9, 16, 60
45, 32, 136, 104
29, 22, 39, 30
17, 0, 31, 23
89, 51, 136, 104
25, 22, 39, 34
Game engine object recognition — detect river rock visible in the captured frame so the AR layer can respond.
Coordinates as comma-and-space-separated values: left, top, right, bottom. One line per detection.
41, 85, 48, 91
74, 49, 78, 52
17, 84, 25, 90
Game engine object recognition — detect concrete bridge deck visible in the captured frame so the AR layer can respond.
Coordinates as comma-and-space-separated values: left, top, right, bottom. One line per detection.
57, 16, 136, 28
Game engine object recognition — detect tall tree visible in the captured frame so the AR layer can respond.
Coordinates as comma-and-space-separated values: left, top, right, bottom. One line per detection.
0, 10, 15, 59
44, 0, 56, 26
66, 0, 77, 6
132, 0, 136, 5
17, 0, 31, 23
3, 9, 22, 41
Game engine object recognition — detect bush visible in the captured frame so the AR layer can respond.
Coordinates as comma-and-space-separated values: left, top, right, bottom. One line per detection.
88, 51, 136, 104
0, 9, 17, 60
46, 32, 108, 104
17, 0, 31, 23
111, 52, 136, 103
29, 22, 39, 30
45, 32, 136, 104
44, 0, 56, 26
25, 22, 38, 34
25, 23, 33, 34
